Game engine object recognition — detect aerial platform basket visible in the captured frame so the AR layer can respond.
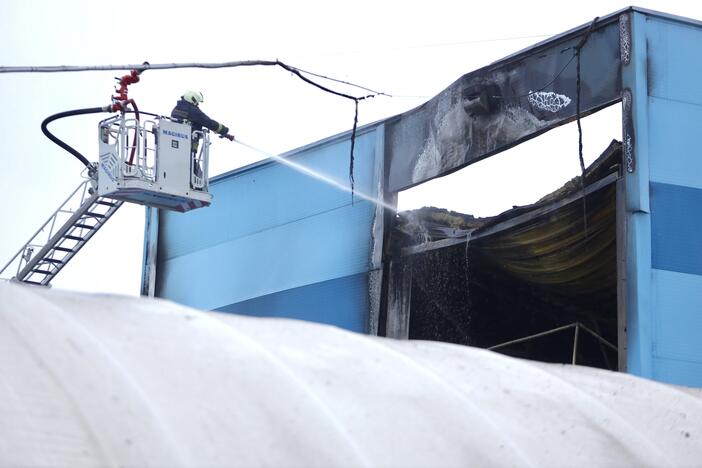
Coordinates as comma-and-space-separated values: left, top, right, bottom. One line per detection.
98, 114, 212, 212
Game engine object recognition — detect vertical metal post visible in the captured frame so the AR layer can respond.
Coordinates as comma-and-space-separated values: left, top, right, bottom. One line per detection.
141, 206, 159, 297
616, 177, 628, 371
368, 124, 388, 336
621, 10, 654, 378
385, 259, 412, 339
572, 323, 580, 365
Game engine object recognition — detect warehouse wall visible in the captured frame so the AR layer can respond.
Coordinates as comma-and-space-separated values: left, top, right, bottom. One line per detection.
150, 125, 385, 333
624, 11, 702, 386
142, 8, 702, 387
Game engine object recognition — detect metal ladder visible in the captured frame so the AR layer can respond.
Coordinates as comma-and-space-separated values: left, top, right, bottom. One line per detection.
0, 180, 123, 286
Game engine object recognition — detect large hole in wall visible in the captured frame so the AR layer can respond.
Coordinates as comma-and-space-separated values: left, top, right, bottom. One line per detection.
393, 106, 621, 370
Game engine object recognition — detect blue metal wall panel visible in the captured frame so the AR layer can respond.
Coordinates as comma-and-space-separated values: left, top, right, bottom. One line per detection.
159, 201, 375, 310
652, 269, 702, 365
159, 130, 378, 261
625, 11, 702, 386
215, 273, 369, 333
625, 211, 653, 377
653, 358, 702, 387
650, 183, 702, 275
154, 127, 382, 331
648, 97, 702, 190
646, 16, 702, 107
653, 358, 702, 388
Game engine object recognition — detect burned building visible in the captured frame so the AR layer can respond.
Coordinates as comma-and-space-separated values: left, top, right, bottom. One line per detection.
143, 7, 702, 387
388, 141, 621, 370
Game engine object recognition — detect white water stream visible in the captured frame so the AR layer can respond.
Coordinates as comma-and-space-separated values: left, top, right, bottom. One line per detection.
234, 140, 398, 213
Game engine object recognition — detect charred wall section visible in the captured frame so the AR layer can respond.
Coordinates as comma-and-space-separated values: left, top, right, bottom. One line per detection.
391, 144, 622, 369
405, 187, 617, 368
385, 14, 624, 192
409, 187, 617, 368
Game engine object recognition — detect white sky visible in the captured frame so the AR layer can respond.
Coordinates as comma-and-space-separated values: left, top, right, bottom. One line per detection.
1, 0, 699, 296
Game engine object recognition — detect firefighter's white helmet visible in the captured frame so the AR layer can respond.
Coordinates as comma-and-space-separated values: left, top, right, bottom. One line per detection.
183, 90, 204, 106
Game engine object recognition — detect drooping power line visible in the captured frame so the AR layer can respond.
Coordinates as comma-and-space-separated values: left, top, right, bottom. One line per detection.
0, 59, 387, 200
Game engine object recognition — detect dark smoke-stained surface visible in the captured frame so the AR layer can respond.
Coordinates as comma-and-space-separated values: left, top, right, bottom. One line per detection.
386, 17, 622, 192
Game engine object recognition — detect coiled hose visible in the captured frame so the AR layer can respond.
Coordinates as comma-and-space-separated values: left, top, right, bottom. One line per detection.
41, 106, 110, 169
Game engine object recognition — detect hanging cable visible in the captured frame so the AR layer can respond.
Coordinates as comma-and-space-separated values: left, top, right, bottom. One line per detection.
349, 100, 359, 203
574, 17, 600, 241
491, 47, 576, 100
488, 21, 600, 102
0, 60, 387, 98
274, 62, 378, 200
283, 65, 389, 97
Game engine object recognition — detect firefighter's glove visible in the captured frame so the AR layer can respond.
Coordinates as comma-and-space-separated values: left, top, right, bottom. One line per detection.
219, 125, 229, 136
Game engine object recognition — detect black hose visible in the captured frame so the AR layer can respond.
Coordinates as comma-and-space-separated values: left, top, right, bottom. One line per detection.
41, 106, 109, 168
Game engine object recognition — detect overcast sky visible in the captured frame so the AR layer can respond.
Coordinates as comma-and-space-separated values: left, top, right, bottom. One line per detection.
1, 0, 700, 296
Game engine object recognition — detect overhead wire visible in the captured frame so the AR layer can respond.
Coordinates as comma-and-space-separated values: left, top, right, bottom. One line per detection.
3, 31, 579, 202
1, 59, 389, 199
285, 65, 389, 97
299, 33, 554, 57
0, 32, 555, 75
0, 60, 277, 74
485, 45, 577, 102
274, 62, 378, 200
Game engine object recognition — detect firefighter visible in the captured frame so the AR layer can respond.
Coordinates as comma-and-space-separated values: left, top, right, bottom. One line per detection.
171, 90, 232, 181
171, 90, 231, 138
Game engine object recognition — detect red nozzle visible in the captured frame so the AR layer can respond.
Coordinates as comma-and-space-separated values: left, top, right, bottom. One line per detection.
113, 69, 141, 102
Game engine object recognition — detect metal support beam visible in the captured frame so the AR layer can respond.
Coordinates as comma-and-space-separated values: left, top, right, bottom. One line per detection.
141, 207, 159, 297
401, 171, 619, 257
616, 176, 628, 371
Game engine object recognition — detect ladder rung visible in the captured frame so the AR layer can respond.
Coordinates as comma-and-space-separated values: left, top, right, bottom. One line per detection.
73, 223, 96, 230
64, 235, 85, 241
52, 246, 74, 253
31, 269, 53, 275
85, 212, 106, 218
43, 258, 64, 265
23, 280, 43, 285
96, 200, 118, 207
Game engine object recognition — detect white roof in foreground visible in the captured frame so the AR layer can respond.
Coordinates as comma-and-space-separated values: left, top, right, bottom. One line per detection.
1, 282, 701, 467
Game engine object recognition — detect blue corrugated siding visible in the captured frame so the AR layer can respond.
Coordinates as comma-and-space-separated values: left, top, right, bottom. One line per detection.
159, 201, 375, 310
215, 273, 369, 333
652, 358, 702, 388
154, 127, 381, 331
652, 269, 702, 361
646, 16, 702, 107
648, 97, 702, 190
159, 131, 378, 261
650, 183, 702, 275
625, 12, 702, 386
